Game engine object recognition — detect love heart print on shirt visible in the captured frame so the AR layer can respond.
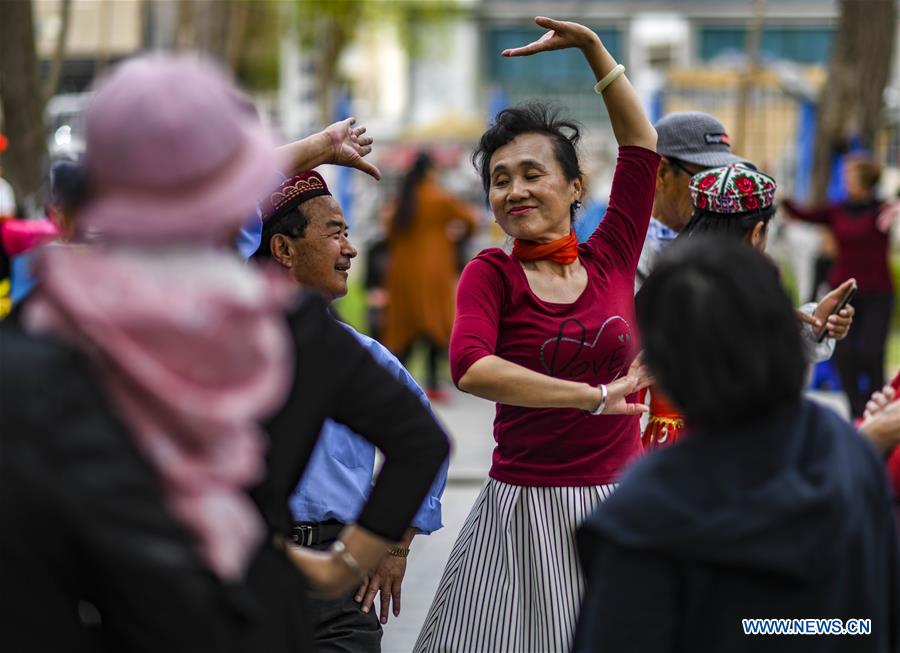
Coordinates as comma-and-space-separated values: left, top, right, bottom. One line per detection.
539, 316, 632, 382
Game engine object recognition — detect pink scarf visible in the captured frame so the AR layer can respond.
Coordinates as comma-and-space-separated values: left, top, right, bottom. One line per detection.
1, 218, 59, 256
25, 245, 296, 579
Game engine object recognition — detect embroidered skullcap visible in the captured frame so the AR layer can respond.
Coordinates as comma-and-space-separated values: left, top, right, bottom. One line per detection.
259, 170, 331, 222
689, 164, 777, 215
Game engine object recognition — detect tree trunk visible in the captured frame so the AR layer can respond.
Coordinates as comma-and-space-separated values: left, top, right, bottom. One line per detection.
316, 18, 348, 125
225, 0, 250, 73
175, 0, 196, 50
0, 0, 47, 213
810, 0, 897, 202
733, 0, 765, 157
44, 0, 73, 103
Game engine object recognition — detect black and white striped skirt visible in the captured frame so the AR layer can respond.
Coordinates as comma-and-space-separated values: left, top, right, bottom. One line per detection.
414, 478, 616, 653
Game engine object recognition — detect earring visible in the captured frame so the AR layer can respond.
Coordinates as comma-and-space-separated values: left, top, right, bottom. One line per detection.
572, 200, 583, 211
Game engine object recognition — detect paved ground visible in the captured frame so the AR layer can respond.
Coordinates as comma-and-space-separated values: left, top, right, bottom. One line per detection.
380, 386, 851, 652
381, 387, 493, 652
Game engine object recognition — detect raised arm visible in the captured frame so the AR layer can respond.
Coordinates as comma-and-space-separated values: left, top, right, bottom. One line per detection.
781, 198, 833, 225
276, 117, 382, 180
503, 17, 656, 150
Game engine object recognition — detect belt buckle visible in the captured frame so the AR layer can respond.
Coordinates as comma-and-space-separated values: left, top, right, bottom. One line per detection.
292, 524, 316, 547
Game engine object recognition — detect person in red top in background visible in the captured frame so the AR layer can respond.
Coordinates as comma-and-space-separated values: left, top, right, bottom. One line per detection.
783, 154, 894, 417
414, 17, 657, 653
859, 371, 900, 506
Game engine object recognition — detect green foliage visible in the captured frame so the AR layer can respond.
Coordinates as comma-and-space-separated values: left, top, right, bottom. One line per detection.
892, 252, 900, 328
294, 0, 466, 58
888, 252, 900, 371
333, 277, 367, 333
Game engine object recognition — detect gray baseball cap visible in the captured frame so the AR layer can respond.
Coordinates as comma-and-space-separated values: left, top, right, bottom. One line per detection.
654, 111, 747, 168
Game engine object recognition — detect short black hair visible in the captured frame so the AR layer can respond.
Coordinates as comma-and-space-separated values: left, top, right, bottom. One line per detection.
252, 205, 310, 259
680, 205, 775, 241
48, 158, 88, 216
473, 102, 583, 219
636, 236, 805, 431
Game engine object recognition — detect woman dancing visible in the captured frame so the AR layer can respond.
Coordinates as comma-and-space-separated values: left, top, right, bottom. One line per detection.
415, 17, 658, 652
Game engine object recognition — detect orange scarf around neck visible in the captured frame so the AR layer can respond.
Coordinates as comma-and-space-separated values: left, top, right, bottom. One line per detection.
512, 230, 578, 265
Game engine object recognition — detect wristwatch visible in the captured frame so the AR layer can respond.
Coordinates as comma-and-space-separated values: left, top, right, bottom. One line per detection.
387, 545, 410, 558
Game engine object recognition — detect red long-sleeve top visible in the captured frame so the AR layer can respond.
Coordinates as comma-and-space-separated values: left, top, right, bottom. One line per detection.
782, 198, 893, 295
449, 146, 660, 486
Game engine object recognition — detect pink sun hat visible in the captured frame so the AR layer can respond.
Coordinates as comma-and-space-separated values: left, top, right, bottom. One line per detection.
78, 54, 278, 244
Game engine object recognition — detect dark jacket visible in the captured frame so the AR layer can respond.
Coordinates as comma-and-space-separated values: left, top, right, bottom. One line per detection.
244, 290, 450, 652
574, 399, 900, 653
0, 324, 248, 653
1, 292, 450, 653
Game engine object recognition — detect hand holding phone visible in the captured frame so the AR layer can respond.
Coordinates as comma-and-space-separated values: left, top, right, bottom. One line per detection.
814, 280, 857, 343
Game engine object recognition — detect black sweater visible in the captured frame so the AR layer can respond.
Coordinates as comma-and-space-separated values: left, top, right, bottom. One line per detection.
574, 400, 899, 653
242, 291, 450, 652
0, 292, 449, 653
0, 324, 242, 653
253, 291, 450, 541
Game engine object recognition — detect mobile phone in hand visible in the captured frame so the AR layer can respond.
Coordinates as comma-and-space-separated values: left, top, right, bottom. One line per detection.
815, 282, 857, 343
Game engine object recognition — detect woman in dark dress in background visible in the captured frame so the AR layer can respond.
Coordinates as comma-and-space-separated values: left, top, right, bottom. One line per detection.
783, 154, 894, 417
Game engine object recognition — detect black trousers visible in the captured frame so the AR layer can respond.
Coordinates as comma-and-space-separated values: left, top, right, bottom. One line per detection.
305, 540, 382, 653
834, 292, 894, 418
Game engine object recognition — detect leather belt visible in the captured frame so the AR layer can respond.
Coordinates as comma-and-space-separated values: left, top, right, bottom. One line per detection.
291, 520, 345, 547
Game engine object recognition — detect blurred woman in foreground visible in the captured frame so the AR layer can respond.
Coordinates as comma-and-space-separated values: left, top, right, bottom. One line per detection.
575, 237, 899, 652
0, 54, 447, 653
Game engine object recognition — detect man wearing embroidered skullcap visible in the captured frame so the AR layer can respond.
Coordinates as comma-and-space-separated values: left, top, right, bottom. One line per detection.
253, 170, 448, 653
636, 113, 854, 451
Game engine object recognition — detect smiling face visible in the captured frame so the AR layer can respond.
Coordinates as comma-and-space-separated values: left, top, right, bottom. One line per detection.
488, 132, 582, 242
270, 196, 357, 300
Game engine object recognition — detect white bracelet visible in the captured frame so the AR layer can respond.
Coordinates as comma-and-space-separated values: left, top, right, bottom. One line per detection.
589, 383, 608, 415
593, 64, 625, 94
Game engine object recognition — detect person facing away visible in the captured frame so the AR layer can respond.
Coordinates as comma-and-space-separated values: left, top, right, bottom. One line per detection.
782, 154, 894, 418
634, 111, 747, 448
383, 151, 478, 400
1, 53, 299, 653
641, 161, 856, 450
2, 53, 450, 653
252, 170, 448, 653
574, 236, 900, 653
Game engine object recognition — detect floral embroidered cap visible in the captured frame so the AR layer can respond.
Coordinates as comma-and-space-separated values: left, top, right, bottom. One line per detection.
259, 170, 331, 222
689, 164, 777, 215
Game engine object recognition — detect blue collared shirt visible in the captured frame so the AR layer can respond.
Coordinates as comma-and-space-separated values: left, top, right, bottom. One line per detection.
635, 217, 680, 293
288, 324, 448, 534
236, 212, 263, 259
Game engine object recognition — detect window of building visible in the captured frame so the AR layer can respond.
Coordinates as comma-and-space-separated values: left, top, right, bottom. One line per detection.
485, 27, 622, 125
698, 26, 834, 65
